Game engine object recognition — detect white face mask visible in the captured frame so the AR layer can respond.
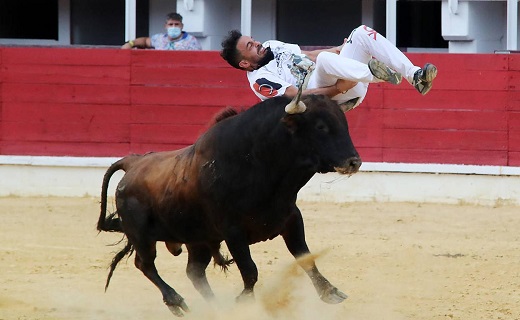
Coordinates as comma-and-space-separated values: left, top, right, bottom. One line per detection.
167, 27, 182, 39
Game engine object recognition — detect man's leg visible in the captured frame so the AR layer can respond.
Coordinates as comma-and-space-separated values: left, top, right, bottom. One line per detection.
308, 51, 400, 88
307, 51, 399, 108
341, 25, 437, 94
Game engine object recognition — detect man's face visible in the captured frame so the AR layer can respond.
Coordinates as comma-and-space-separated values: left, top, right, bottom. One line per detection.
236, 35, 269, 71
165, 19, 183, 30
165, 19, 183, 40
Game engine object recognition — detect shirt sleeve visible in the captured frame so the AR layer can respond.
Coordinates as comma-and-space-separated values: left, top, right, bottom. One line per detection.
186, 34, 202, 50
247, 69, 292, 101
150, 34, 161, 48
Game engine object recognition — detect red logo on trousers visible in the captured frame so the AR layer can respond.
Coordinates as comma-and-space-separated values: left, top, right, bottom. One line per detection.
363, 25, 377, 40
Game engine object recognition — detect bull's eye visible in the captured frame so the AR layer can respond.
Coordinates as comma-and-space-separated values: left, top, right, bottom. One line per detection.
315, 120, 329, 133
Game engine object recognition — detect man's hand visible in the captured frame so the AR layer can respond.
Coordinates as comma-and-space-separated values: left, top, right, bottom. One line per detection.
329, 38, 348, 55
292, 54, 315, 72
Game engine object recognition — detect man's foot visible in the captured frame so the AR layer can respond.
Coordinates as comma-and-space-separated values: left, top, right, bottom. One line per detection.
413, 63, 437, 95
368, 59, 402, 85
338, 97, 360, 112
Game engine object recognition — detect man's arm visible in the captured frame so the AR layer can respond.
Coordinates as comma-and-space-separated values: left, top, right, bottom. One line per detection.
121, 37, 152, 49
300, 39, 347, 62
283, 78, 358, 99
284, 84, 341, 99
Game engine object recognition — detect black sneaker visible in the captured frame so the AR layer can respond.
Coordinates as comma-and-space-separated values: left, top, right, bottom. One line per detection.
413, 63, 437, 95
368, 58, 402, 85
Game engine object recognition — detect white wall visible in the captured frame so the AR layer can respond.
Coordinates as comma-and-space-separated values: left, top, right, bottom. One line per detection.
442, 1, 507, 53
149, 0, 178, 36
1, 156, 519, 206
176, 0, 275, 50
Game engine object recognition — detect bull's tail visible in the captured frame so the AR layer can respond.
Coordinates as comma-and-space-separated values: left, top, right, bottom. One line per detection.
97, 155, 139, 232
105, 240, 134, 291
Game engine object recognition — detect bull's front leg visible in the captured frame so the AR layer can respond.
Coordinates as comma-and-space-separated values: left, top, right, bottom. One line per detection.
224, 227, 258, 302
281, 208, 348, 304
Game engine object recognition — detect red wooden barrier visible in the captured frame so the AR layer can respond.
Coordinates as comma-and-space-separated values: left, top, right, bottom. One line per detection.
0, 47, 518, 166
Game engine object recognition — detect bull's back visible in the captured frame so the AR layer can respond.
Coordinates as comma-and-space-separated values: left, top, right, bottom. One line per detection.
118, 147, 205, 205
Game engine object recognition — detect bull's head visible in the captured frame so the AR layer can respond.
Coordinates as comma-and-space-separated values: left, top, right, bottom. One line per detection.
282, 95, 362, 176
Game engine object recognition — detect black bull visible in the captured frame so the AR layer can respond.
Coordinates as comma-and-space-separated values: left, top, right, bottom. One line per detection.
97, 95, 362, 316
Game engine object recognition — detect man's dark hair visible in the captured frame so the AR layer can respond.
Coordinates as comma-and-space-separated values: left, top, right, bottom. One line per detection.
166, 12, 183, 22
220, 30, 243, 70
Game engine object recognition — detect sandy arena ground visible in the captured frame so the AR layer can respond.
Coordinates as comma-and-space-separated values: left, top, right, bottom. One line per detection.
1, 197, 519, 320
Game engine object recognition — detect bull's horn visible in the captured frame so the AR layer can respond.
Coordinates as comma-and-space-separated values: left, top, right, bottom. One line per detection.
285, 72, 310, 114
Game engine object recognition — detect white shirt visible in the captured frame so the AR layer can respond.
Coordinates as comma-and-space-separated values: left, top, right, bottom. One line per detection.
246, 40, 309, 101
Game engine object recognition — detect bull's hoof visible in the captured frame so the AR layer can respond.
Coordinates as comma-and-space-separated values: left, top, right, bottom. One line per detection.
235, 289, 255, 303
164, 294, 190, 317
320, 287, 348, 304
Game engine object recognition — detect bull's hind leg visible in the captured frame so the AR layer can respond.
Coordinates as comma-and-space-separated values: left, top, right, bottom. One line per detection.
185, 243, 215, 300
132, 240, 190, 317
185, 243, 234, 300
118, 197, 189, 317
281, 208, 348, 304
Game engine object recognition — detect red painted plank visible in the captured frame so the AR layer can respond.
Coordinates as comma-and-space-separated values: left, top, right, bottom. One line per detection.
509, 55, 520, 71
3, 64, 130, 85
3, 102, 131, 123
382, 129, 508, 151
406, 53, 508, 71
1, 141, 131, 157
2, 47, 130, 66
131, 86, 258, 107
0, 48, 3, 83
508, 129, 520, 152
508, 88, 520, 110
357, 85, 384, 109
354, 147, 382, 163
383, 109, 507, 131
131, 66, 247, 87
346, 108, 383, 148
349, 127, 383, 148
385, 69, 509, 92
346, 107, 384, 128
508, 112, 520, 128
2, 121, 130, 143
131, 104, 227, 125
0, 54, 2, 152
130, 143, 189, 154
2, 83, 130, 104
383, 89, 508, 111
509, 71, 520, 91
131, 50, 227, 68
508, 152, 520, 166
382, 148, 507, 166
130, 124, 207, 144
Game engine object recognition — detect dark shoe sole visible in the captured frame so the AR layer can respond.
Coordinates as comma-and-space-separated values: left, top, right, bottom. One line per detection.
418, 63, 437, 95
422, 63, 438, 83
368, 59, 402, 85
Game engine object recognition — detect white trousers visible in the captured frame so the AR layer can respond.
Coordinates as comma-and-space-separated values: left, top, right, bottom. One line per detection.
307, 25, 421, 106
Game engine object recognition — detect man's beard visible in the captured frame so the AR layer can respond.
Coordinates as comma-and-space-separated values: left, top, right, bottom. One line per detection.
256, 47, 274, 69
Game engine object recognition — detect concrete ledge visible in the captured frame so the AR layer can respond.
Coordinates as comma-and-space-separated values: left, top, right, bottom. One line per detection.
1, 156, 519, 205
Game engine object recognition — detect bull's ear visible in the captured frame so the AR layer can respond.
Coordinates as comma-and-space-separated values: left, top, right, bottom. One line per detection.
281, 114, 299, 134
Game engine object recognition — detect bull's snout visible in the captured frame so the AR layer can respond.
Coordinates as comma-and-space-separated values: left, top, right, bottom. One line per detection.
334, 156, 362, 175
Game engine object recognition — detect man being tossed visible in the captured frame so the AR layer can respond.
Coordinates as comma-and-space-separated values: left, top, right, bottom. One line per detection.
220, 25, 437, 111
